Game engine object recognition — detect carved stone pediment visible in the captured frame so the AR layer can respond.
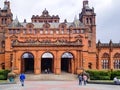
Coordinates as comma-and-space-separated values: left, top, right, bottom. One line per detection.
10, 35, 18, 39
75, 35, 83, 39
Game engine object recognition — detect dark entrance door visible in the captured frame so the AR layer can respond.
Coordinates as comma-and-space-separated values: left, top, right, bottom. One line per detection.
41, 52, 54, 73
21, 53, 34, 73
61, 58, 71, 72
24, 58, 34, 73
41, 58, 52, 73
61, 52, 73, 73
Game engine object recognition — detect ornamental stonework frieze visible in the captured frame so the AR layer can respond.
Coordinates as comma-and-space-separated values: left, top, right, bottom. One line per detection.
9, 35, 18, 39
12, 39, 83, 47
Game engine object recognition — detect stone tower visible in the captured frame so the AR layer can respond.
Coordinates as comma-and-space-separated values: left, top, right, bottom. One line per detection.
79, 0, 96, 69
0, 1, 13, 69
79, 0, 96, 52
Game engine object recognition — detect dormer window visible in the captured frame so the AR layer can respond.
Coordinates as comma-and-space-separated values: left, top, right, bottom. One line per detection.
29, 29, 32, 34
61, 28, 64, 34
45, 28, 48, 34
23, 29, 27, 34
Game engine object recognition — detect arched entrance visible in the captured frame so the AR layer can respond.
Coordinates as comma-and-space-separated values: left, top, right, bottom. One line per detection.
21, 52, 34, 73
61, 52, 73, 73
41, 52, 54, 73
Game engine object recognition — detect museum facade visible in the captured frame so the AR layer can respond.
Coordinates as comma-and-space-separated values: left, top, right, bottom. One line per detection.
0, 0, 120, 74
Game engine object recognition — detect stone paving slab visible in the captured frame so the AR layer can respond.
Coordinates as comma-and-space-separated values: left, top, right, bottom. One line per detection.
0, 81, 119, 90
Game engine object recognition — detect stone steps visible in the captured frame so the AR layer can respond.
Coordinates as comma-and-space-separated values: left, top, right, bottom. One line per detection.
15, 72, 78, 81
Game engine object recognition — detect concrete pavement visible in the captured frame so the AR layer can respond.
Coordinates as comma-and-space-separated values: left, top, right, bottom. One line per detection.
0, 81, 119, 90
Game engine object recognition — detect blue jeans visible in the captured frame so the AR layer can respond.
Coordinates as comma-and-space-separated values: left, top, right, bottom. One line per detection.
79, 80, 82, 85
84, 80, 87, 85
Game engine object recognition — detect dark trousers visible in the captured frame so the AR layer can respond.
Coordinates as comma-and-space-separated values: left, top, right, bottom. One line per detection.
20, 80, 24, 86
79, 80, 82, 85
84, 80, 87, 85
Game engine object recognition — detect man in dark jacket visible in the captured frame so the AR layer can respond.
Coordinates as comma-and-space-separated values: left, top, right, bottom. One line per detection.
78, 74, 82, 85
20, 73, 26, 86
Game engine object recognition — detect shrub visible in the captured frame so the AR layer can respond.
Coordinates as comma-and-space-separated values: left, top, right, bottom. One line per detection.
0, 70, 10, 80
86, 70, 111, 80
111, 70, 120, 80
0, 75, 6, 80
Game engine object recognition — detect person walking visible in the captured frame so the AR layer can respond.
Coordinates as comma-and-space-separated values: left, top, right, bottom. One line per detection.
78, 74, 83, 85
20, 73, 26, 86
83, 75, 87, 85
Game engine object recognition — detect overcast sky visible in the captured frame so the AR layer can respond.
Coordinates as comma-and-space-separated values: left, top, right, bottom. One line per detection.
0, 0, 120, 43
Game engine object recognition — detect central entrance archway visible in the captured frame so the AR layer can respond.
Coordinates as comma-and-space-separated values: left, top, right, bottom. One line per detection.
21, 52, 34, 73
61, 52, 73, 73
41, 52, 54, 73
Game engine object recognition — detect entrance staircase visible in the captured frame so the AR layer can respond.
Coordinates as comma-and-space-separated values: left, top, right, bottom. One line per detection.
15, 72, 78, 81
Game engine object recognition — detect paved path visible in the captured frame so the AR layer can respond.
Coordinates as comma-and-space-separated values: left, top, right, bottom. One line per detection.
0, 81, 119, 90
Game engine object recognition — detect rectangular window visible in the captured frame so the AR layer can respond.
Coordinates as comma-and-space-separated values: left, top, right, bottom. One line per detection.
29, 29, 32, 34
81, 30, 84, 33
34, 29, 37, 34
102, 60, 109, 69
114, 60, 120, 69
17, 29, 20, 34
45, 28, 48, 34
9, 30, 13, 34
50, 30, 53, 34
77, 30, 80, 33
73, 30, 76, 34
23, 29, 27, 34
13, 30, 16, 34
61, 28, 64, 34
40, 30, 43, 34
67, 29, 70, 34
56, 30, 59, 34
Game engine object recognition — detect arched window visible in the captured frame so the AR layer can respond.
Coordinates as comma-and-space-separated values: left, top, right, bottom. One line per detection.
90, 18, 92, 24
88, 62, 92, 69
102, 53, 109, 69
86, 18, 89, 24
114, 53, 120, 69
102, 53, 109, 58
114, 53, 120, 58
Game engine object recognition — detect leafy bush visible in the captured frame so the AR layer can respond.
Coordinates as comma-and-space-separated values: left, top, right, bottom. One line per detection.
0, 70, 10, 80
111, 70, 120, 80
86, 70, 111, 80
0, 75, 6, 80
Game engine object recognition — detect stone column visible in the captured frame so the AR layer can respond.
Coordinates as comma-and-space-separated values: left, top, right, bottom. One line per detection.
55, 51, 61, 75
34, 51, 40, 74
98, 51, 101, 70
109, 49, 113, 70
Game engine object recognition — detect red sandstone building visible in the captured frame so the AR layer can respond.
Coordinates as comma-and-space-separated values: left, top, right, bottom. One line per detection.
0, 0, 120, 74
